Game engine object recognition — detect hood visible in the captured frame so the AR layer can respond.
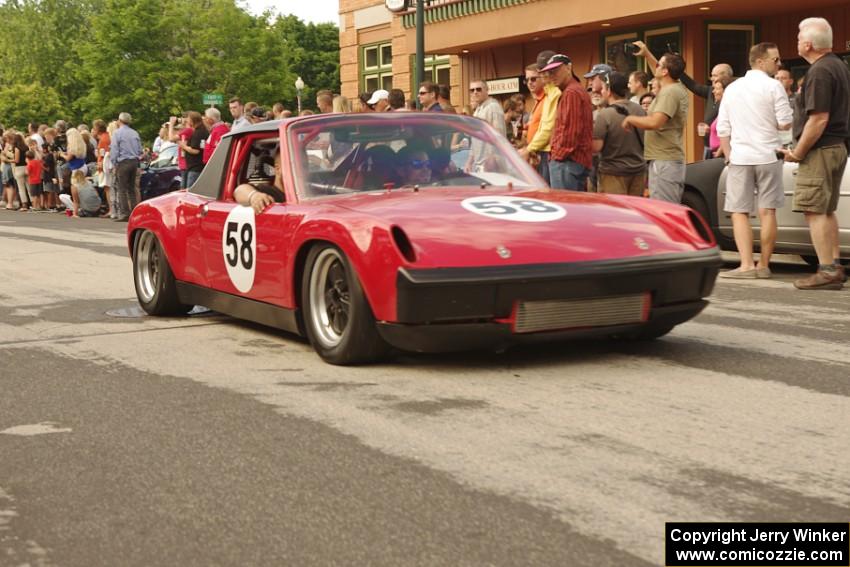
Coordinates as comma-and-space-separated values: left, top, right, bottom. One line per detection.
333, 188, 706, 268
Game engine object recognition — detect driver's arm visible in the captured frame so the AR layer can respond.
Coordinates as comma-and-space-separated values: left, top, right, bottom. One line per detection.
234, 183, 284, 214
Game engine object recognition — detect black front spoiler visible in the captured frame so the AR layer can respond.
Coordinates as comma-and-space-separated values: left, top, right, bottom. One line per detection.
380, 248, 721, 353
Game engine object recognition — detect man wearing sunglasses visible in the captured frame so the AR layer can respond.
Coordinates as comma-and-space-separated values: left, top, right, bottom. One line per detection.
465, 80, 506, 172
417, 82, 442, 112
397, 146, 433, 186
538, 53, 594, 190
622, 51, 689, 203
715, 42, 792, 280
519, 58, 559, 184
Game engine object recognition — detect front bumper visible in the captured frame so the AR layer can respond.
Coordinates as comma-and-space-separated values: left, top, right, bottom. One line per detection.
377, 248, 721, 353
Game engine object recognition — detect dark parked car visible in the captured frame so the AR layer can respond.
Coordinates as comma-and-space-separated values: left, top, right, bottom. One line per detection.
683, 157, 850, 265
140, 144, 181, 201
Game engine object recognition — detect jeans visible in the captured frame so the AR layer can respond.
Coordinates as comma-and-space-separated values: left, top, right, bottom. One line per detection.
536, 151, 550, 186
186, 169, 201, 188
115, 159, 139, 218
549, 158, 589, 191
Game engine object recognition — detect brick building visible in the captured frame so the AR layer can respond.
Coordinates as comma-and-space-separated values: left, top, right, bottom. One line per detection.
339, 0, 850, 160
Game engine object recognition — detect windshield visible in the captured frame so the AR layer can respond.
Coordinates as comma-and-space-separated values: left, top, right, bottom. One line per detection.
151, 144, 177, 168
288, 114, 542, 200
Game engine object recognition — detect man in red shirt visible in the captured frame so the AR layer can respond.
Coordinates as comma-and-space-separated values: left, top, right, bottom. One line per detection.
539, 54, 594, 190
203, 107, 230, 164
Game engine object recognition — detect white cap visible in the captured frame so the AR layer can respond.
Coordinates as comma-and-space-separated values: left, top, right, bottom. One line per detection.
366, 89, 390, 105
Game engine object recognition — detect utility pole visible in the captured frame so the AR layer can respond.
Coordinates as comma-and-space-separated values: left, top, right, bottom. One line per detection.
415, 0, 425, 109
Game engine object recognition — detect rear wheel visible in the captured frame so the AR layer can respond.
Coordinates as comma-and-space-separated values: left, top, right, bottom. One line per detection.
301, 244, 389, 365
133, 230, 192, 316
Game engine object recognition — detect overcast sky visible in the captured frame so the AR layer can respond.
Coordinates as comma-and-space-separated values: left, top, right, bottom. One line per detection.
242, 0, 340, 25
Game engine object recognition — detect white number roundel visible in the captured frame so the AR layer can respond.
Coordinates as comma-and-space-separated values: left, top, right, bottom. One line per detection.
461, 196, 566, 222
222, 206, 256, 293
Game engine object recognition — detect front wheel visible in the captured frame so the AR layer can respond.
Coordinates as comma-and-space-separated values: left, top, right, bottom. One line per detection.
133, 230, 192, 316
301, 244, 389, 365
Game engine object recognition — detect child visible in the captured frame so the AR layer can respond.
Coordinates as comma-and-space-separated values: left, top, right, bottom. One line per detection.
40, 142, 58, 211
25, 150, 44, 211
61, 169, 101, 218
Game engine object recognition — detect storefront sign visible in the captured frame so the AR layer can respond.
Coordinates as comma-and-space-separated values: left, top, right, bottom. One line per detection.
486, 77, 520, 95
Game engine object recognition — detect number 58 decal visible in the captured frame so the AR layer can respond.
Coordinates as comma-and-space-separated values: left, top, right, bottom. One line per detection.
222, 206, 256, 293
461, 196, 566, 222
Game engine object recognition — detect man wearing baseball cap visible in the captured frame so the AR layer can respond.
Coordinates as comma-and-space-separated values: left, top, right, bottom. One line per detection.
539, 53, 594, 190
584, 63, 613, 95
367, 89, 390, 112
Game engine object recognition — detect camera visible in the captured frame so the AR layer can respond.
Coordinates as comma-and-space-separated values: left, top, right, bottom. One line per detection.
624, 42, 640, 55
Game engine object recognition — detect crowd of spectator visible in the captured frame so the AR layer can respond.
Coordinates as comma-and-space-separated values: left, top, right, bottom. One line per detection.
1, 16, 846, 287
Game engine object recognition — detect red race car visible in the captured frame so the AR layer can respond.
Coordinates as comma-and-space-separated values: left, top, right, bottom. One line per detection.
128, 113, 720, 364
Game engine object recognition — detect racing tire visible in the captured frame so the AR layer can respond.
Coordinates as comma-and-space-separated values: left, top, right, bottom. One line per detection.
301, 244, 389, 365
133, 230, 192, 316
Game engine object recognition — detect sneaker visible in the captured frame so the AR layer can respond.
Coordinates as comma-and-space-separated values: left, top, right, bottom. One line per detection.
794, 270, 844, 290
756, 267, 772, 279
719, 267, 758, 279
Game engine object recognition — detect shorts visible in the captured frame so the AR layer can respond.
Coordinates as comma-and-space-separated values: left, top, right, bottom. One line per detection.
42, 179, 59, 193
724, 161, 784, 213
597, 171, 646, 196
648, 160, 685, 203
793, 144, 847, 214
27, 182, 43, 197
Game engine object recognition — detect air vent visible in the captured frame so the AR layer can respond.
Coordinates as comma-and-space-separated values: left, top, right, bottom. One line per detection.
391, 226, 416, 262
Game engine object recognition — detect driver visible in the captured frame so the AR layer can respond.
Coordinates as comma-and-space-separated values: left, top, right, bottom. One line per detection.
396, 145, 432, 186
233, 152, 285, 214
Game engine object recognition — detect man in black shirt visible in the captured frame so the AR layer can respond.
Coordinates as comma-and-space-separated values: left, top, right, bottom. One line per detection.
781, 17, 850, 290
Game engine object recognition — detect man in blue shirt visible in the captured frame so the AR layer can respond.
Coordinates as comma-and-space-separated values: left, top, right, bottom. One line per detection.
109, 112, 142, 222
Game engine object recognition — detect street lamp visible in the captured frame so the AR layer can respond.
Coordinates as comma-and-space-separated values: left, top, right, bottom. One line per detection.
295, 76, 305, 114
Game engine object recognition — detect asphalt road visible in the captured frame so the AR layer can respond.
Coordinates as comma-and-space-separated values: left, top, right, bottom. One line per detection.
1, 210, 848, 566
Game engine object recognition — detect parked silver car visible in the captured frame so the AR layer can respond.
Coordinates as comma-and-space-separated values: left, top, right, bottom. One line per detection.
683, 157, 849, 265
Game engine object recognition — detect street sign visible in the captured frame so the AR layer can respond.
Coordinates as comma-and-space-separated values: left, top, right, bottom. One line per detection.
203, 93, 224, 106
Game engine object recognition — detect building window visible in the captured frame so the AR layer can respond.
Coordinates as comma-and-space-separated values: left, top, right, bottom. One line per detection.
361, 42, 393, 93
603, 26, 680, 74
644, 26, 681, 65
707, 23, 755, 79
410, 54, 451, 90
604, 32, 639, 75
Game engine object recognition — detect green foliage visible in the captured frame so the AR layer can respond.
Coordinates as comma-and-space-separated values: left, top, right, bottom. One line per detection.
0, 0, 340, 141
0, 83, 64, 128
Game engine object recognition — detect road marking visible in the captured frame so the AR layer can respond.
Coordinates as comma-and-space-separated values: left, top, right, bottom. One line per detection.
1, 423, 72, 436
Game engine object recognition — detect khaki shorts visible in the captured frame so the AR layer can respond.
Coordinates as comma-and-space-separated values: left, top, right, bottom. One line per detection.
597, 171, 646, 197
724, 161, 784, 213
793, 144, 847, 214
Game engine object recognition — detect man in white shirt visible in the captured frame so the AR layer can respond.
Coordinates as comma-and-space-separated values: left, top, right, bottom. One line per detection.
716, 42, 793, 278
465, 80, 506, 172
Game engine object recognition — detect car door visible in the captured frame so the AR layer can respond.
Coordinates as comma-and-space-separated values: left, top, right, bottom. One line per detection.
199, 133, 292, 307
772, 160, 813, 247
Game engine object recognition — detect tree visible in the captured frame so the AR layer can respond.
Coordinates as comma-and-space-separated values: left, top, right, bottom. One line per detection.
0, 84, 64, 128
0, 0, 340, 141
